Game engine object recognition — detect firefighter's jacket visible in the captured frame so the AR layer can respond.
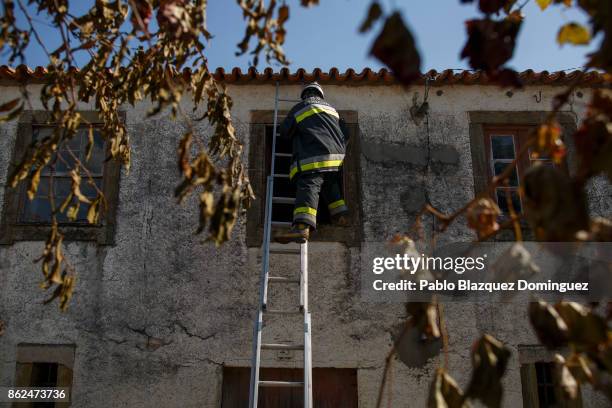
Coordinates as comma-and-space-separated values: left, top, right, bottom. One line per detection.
279, 96, 349, 180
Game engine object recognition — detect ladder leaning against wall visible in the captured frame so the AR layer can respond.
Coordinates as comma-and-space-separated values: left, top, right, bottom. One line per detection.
248, 82, 313, 408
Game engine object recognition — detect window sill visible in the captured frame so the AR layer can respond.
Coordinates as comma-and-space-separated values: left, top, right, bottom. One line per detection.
246, 224, 360, 247
0, 223, 114, 245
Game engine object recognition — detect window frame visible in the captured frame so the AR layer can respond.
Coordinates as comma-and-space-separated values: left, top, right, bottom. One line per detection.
518, 345, 582, 408
246, 110, 361, 247
0, 110, 122, 245
14, 343, 76, 408
469, 111, 577, 240
484, 126, 533, 216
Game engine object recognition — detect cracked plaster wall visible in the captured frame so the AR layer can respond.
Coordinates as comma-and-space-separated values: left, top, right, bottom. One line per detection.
0, 83, 609, 407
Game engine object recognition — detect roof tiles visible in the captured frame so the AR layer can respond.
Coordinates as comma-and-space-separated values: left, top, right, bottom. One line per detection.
0, 65, 607, 87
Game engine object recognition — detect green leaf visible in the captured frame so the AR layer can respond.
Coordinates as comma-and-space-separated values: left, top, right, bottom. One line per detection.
558, 22, 591, 45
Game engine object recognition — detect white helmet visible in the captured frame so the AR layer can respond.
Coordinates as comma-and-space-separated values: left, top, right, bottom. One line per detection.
301, 82, 324, 99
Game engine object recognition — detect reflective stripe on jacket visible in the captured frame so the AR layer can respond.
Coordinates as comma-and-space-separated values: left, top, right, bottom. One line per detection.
279, 96, 349, 180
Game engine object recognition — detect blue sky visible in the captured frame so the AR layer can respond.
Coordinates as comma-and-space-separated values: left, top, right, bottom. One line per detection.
3, 0, 598, 72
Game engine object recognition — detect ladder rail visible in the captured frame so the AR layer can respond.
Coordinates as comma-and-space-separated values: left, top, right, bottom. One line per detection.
248, 81, 280, 408
302, 242, 313, 408
263, 77, 282, 308
249, 82, 313, 408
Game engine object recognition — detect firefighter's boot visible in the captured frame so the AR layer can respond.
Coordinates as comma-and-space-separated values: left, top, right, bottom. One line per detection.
331, 213, 349, 227
274, 223, 310, 244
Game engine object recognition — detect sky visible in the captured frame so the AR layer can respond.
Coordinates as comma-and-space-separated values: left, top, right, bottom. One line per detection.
2, 0, 599, 72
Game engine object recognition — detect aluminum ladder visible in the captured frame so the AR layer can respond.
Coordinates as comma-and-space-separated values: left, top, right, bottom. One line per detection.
248, 82, 313, 408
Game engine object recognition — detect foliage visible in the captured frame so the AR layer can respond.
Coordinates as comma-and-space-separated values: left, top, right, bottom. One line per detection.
0, 0, 297, 308
364, 0, 611, 406
0, 0, 610, 405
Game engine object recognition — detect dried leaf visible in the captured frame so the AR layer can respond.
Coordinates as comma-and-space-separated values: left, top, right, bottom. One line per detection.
558, 22, 591, 45
177, 131, 193, 178
85, 125, 94, 162
467, 198, 500, 239
196, 190, 215, 234
0, 102, 23, 122
359, 2, 382, 33
461, 18, 521, 72
464, 335, 511, 408
477, 0, 509, 14
554, 302, 608, 348
50, 234, 64, 284
87, 197, 101, 224
59, 193, 73, 213
529, 301, 569, 348
566, 353, 594, 384
428, 369, 469, 408
43, 273, 75, 312
503, 0, 518, 14
70, 168, 91, 204
370, 12, 421, 86
490, 243, 540, 290
78, 40, 97, 50
0, 98, 20, 112
130, 0, 153, 30
393, 316, 442, 368
534, 121, 566, 163
278, 4, 289, 24
588, 217, 612, 241
555, 354, 580, 400
523, 165, 589, 241
67, 204, 80, 221
27, 167, 42, 200
406, 302, 442, 339
157, 0, 191, 39
536, 0, 553, 10
573, 91, 612, 181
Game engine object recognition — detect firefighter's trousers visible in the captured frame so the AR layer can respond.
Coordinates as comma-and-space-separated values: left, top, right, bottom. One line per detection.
292, 171, 348, 229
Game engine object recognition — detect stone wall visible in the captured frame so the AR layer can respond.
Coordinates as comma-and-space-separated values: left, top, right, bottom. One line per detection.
0, 82, 609, 407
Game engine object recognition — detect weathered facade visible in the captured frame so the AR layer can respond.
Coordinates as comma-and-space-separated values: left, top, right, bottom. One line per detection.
0, 67, 610, 407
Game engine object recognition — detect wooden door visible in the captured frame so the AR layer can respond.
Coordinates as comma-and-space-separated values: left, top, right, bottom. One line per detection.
221, 367, 358, 408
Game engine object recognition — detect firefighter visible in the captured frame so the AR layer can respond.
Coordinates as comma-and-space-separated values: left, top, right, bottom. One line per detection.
275, 82, 350, 244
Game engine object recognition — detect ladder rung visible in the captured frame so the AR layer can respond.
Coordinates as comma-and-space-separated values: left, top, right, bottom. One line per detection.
271, 221, 292, 228
261, 343, 304, 350
273, 173, 289, 178
268, 276, 300, 283
259, 380, 304, 388
272, 196, 295, 204
269, 247, 300, 254
264, 308, 302, 315
275, 152, 292, 157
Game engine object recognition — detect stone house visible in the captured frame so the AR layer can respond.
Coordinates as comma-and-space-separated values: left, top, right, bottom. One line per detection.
0, 65, 610, 407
